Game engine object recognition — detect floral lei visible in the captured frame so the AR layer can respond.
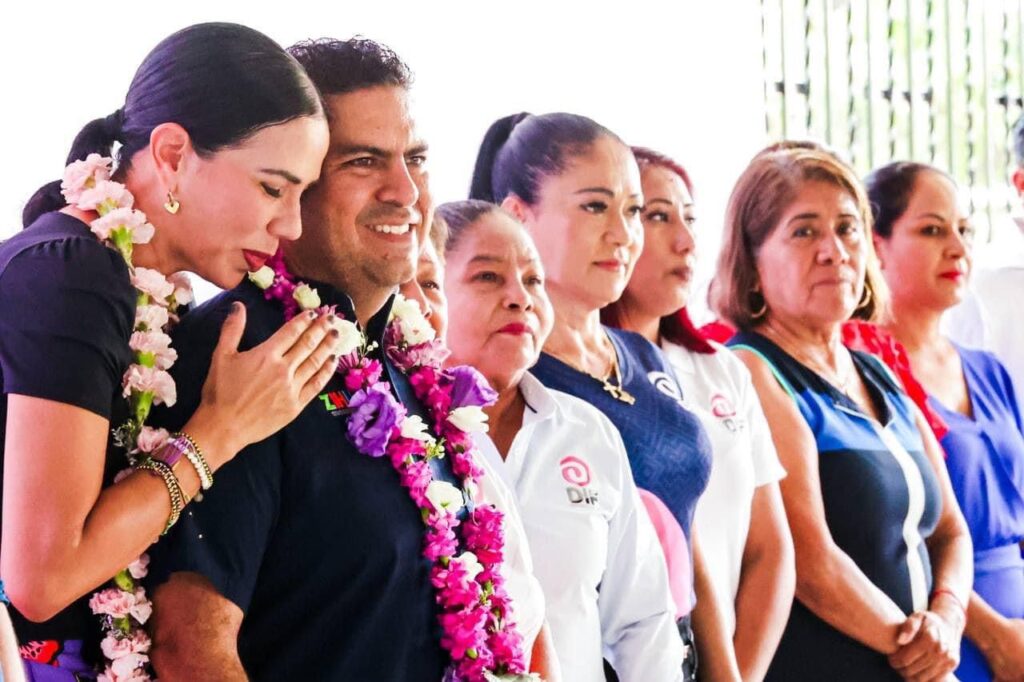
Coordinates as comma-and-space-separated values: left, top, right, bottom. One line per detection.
43, 154, 192, 681
248, 255, 534, 682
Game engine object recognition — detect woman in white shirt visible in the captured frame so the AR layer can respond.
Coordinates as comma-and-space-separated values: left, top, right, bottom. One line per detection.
437, 199, 684, 682
399, 215, 557, 679
604, 147, 795, 681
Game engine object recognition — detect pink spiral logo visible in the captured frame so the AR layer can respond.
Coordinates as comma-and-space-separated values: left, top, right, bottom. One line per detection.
560, 455, 591, 487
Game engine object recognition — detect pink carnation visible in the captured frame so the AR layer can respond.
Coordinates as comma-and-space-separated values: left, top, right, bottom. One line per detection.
76, 180, 134, 213
100, 630, 151, 660
90, 208, 153, 244
127, 554, 150, 580
89, 588, 135, 619
99, 664, 151, 682
129, 330, 177, 370
131, 268, 175, 304
61, 154, 112, 204
128, 588, 152, 624
122, 365, 177, 407
108, 652, 150, 680
134, 304, 170, 332
167, 272, 193, 306
135, 427, 170, 454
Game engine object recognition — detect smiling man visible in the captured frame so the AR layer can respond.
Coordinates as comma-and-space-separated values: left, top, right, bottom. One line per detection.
145, 39, 462, 681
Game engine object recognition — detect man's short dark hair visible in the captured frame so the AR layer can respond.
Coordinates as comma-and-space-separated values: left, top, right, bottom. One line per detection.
287, 37, 413, 99
1013, 113, 1024, 168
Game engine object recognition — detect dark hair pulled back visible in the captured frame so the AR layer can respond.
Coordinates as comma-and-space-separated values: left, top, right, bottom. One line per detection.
23, 22, 323, 227
863, 161, 951, 239
469, 112, 621, 205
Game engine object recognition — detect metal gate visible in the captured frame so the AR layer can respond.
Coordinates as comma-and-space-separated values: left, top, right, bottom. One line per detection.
760, 0, 1024, 240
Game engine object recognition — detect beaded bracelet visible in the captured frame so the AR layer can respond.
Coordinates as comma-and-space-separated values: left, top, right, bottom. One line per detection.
136, 457, 186, 534
173, 431, 214, 490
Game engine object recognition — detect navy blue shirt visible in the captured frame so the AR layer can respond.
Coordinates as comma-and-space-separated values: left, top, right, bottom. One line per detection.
730, 331, 942, 681
147, 280, 452, 681
0, 212, 135, 660
532, 327, 712, 545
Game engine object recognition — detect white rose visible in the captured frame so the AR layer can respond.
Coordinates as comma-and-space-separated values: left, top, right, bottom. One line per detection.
247, 265, 275, 290
293, 283, 321, 310
388, 293, 421, 322
398, 315, 435, 345
452, 551, 483, 580
447, 405, 490, 434
400, 414, 433, 442
390, 294, 435, 344
425, 480, 464, 513
329, 318, 363, 356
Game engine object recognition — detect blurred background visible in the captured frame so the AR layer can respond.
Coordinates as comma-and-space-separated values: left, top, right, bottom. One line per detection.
2, 0, 1022, 315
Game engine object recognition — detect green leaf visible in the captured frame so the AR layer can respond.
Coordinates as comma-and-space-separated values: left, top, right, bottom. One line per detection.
113, 570, 135, 592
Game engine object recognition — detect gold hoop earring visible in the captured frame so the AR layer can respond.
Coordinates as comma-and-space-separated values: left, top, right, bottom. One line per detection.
855, 284, 873, 312
164, 191, 180, 215
750, 289, 768, 320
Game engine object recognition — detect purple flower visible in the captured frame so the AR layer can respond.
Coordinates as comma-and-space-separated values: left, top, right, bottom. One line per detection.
346, 383, 405, 457
447, 366, 498, 409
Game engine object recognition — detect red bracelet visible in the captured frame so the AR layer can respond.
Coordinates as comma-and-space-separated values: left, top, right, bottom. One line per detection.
930, 588, 967, 618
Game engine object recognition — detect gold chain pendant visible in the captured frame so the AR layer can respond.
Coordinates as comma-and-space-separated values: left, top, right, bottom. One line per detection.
602, 381, 637, 405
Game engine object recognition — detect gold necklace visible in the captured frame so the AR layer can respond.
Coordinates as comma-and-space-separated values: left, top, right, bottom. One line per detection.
550, 333, 636, 405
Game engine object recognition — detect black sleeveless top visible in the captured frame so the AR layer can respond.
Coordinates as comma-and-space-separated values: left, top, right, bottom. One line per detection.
0, 212, 135, 662
729, 331, 943, 681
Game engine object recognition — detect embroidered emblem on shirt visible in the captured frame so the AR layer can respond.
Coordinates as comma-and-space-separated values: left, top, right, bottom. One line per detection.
710, 392, 746, 432
648, 370, 687, 408
560, 455, 599, 506
317, 390, 349, 416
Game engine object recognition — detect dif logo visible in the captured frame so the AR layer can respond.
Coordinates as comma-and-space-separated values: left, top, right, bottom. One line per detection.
560, 455, 599, 506
710, 393, 744, 433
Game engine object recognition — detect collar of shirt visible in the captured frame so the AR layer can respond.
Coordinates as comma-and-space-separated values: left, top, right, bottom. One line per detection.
288, 276, 397, 345
519, 371, 586, 428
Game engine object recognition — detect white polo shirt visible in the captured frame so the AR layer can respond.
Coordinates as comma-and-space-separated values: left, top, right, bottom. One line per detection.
475, 372, 684, 682
662, 340, 786, 636
474, 447, 546, 664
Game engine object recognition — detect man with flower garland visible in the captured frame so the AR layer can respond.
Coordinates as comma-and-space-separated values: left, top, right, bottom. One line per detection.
146, 38, 536, 681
